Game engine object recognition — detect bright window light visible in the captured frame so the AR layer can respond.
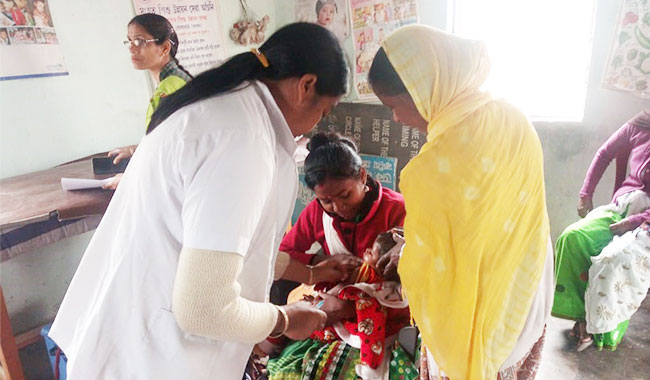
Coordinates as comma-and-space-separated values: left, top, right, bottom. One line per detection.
451, 0, 596, 121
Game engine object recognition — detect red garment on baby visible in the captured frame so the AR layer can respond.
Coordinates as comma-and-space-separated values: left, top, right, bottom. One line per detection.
311, 267, 410, 369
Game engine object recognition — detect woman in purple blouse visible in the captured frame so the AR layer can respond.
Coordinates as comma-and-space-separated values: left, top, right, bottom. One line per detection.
553, 110, 650, 352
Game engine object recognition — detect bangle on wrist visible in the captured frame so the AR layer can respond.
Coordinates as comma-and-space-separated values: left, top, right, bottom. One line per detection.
307, 265, 315, 285
269, 305, 289, 338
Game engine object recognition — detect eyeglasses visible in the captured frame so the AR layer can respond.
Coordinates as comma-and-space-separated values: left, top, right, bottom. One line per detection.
123, 38, 158, 48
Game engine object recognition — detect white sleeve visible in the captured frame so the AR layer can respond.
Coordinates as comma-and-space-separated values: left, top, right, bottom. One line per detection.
172, 247, 278, 343
179, 130, 273, 256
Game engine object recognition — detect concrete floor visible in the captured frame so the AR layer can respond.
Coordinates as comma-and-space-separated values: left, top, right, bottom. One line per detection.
18, 297, 650, 380
536, 296, 650, 380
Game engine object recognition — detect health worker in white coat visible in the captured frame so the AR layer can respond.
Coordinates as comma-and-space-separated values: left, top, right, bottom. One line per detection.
49, 22, 350, 380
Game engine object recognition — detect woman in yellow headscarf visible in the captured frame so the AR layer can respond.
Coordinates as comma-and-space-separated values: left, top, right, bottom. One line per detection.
368, 25, 554, 380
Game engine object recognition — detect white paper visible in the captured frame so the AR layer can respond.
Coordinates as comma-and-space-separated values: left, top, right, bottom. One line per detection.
61, 177, 114, 191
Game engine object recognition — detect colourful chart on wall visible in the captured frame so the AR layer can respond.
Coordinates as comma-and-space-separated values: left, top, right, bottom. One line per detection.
603, 0, 650, 98
132, 0, 227, 76
351, 0, 418, 100
0, 0, 67, 81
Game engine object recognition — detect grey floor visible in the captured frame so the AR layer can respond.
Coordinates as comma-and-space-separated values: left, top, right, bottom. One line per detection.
19, 296, 650, 380
536, 296, 650, 380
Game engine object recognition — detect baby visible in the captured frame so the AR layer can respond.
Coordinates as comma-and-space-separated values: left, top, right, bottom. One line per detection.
309, 229, 410, 371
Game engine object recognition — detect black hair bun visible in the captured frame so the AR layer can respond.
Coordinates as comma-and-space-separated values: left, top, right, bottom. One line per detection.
307, 132, 358, 152
307, 132, 332, 152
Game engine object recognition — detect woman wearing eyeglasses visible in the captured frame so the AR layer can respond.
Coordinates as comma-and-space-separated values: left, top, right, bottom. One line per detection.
103, 13, 192, 189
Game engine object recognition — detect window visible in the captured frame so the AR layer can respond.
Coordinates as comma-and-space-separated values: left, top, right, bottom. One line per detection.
450, 0, 596, 121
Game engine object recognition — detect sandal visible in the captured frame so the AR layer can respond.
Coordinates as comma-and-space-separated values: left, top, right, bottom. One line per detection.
577, 336, 593, 352
575, 322, 593, 352
573, 321, 594, 352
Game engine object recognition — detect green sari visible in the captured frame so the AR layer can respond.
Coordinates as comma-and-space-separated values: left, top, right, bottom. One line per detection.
552, 208, 630, 349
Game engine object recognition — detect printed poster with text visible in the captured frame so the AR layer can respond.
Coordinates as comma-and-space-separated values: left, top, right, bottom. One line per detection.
603, 0, 650, 98
0, 0, 67, 81
351, 0, 417, 100
133, 0, 227, 76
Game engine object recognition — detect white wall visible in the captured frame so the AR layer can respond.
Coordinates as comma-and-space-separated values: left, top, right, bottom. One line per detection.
0, 0, 275, 333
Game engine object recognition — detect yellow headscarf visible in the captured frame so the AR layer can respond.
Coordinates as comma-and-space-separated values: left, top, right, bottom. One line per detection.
384, 25, 550, 380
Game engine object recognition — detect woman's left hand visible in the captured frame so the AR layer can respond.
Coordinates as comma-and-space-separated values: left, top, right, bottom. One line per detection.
609, 218, 639, 236
317, 292, 356, 326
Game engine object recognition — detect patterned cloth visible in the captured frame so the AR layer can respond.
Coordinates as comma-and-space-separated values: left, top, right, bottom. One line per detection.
267, 338, 418, 380
159, 59, 192, 83
338, 289, 388, 369
145, 60, 191, 129
419, 327, 546, 380
268, 339, 362, 380
585, 225, 650, 350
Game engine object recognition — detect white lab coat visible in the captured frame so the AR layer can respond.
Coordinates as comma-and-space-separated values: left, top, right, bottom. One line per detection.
50, 81, 299, 379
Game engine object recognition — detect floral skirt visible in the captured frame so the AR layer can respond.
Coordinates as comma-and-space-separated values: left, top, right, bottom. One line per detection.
585, 226, 650, 350
267, 338, 418, 380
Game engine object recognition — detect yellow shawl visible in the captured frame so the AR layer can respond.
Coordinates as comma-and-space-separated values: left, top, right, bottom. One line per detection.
385, 25, 550, 380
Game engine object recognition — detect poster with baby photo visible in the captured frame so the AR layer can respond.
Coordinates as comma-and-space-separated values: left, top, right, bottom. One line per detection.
0, 0, 66, 80
351, 0, 418, 101
295, 0, 351, 42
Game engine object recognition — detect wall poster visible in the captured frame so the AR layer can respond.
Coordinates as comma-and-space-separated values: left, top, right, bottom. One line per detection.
351, 0, 418, 100
603, 0, 650, 98
0, 0, 67, 81
295, 0, 352, 42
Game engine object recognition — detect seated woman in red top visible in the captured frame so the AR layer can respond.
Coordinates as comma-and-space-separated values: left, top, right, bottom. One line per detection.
281, 132, 406, 266
264, 132, 413, 380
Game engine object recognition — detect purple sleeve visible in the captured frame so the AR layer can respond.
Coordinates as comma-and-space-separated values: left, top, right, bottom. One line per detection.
579, 124, 633, 198
625, 209, 650, 228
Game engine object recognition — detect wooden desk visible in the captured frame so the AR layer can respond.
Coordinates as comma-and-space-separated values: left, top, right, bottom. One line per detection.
0, 155, 114, 380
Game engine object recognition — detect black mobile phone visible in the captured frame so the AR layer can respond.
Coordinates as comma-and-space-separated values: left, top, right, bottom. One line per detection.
92, 157, 130, 174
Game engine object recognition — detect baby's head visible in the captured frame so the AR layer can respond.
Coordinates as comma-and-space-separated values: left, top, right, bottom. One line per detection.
363, 228, 403, 267
316, 0, 336, 27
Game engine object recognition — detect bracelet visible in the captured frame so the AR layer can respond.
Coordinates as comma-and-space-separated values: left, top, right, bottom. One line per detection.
307, 265, 315, 285
269, 305, 289, 338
